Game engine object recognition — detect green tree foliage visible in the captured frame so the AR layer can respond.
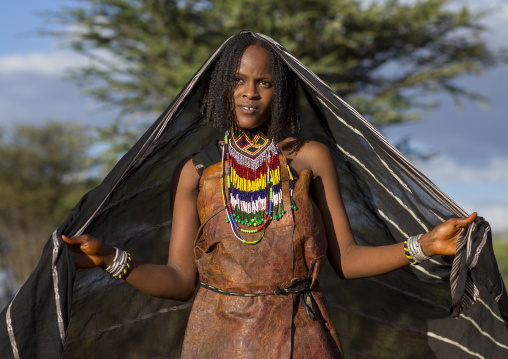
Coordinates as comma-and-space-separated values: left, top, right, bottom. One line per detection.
44, 0, 506, 127
0, 123, 99, 304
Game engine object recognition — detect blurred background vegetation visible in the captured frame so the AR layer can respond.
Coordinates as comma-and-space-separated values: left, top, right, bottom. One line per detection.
494, 231, 508, 283
1, 0, 507, 308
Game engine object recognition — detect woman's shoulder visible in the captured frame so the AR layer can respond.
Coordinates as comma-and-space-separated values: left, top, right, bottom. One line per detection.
278, 137, 329, 154
278, 138, 333, 176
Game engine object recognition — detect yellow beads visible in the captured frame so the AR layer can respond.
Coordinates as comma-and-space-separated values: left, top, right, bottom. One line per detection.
231, 167, 267, 192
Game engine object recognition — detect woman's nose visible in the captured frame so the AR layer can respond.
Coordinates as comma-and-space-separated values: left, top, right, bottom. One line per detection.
242, 82, 259, 98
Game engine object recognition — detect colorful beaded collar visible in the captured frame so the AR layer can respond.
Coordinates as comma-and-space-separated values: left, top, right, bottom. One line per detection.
221, 127, 296, 244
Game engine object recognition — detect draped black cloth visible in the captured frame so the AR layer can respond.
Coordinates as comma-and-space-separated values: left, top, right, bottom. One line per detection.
1, 31, 507, 359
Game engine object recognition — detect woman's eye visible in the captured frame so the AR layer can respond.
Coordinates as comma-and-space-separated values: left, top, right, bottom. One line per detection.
259, 80, 272, 88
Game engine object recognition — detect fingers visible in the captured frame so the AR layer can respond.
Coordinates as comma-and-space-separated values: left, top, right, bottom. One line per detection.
454, 212, 477, 228
61, 234, 87, 246
61, 234, 75, 245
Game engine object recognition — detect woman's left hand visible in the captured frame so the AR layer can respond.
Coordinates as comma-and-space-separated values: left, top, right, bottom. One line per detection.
420, 212, 477, 257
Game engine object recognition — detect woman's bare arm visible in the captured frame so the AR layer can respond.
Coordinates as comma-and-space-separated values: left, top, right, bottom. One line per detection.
63, 157, 201, 301
285, 140, 476, 279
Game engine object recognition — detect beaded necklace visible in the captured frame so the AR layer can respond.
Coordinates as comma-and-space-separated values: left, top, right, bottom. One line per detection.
221, 127, 297, 244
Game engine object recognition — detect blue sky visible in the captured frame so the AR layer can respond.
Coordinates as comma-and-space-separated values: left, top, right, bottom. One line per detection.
1, 1, 507, 232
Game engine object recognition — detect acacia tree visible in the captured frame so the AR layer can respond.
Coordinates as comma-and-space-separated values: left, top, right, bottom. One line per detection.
44, 0, 506, 127
0, 123, 99, 305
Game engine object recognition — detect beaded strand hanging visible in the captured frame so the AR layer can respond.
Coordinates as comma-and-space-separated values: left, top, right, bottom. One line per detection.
221, 128, 297, 244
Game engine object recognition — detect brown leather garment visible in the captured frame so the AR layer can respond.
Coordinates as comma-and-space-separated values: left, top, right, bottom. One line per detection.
181, 157, 343, 358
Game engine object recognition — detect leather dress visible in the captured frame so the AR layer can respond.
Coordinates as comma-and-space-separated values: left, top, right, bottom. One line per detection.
181, 157, 343, 358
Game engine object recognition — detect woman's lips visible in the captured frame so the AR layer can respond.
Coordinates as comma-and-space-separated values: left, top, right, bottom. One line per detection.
237, 105, 259, 114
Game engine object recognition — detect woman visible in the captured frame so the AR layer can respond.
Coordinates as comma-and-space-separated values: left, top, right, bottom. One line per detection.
62, 33, 477, 358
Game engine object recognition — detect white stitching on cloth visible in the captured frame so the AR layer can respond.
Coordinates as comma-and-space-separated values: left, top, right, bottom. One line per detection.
470, 225, 490, 270
459, 314, 508, 350
6, 293, 20, 359
334, 142, 430, 232
51, 230, 66, 344
369, 277, 508, 350
478, 297, 505, 323
66, 302, 192, 344
331, 302, 486, 359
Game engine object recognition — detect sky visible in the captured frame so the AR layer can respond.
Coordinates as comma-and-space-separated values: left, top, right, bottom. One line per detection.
0, 1, 507, 233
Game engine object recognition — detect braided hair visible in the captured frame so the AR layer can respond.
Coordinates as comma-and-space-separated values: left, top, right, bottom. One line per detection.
201, 32, 300, 142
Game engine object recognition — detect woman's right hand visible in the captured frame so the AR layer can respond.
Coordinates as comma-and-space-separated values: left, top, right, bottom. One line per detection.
61, 234, 116, 269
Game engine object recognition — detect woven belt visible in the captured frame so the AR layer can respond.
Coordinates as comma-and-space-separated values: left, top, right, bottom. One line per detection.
200, 259, 319, 320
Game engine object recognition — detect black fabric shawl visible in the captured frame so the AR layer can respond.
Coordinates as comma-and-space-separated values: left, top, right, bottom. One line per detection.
2, 31, 508, 359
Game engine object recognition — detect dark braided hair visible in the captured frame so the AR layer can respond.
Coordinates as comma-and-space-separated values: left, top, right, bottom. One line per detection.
201, 32, 300, 142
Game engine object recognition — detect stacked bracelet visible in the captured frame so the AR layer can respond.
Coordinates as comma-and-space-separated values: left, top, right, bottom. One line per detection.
404, 234, 430, 265
105, 247, 132, 279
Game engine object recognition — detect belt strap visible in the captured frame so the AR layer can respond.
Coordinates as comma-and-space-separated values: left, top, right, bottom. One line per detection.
200, 258, 320, 320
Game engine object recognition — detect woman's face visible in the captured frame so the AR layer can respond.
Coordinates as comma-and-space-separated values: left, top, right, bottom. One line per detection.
233, 45, 273, 131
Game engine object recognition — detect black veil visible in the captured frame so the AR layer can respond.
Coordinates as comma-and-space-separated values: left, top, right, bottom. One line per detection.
1, 31, 507, 358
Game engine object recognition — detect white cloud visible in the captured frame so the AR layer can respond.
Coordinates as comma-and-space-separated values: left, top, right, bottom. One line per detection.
479, 3, 508, 47
0, 51, 88, 76
415, 155, 508, 231
0, 49, 127, 126
0, 71, 117, 126
459, 201, 508, 233
458, 199, 508, 232
419, 156, 508, 185
480, 205, 508, 233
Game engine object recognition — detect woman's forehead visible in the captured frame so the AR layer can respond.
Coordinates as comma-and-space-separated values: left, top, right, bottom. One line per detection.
237, 46, 272, 77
